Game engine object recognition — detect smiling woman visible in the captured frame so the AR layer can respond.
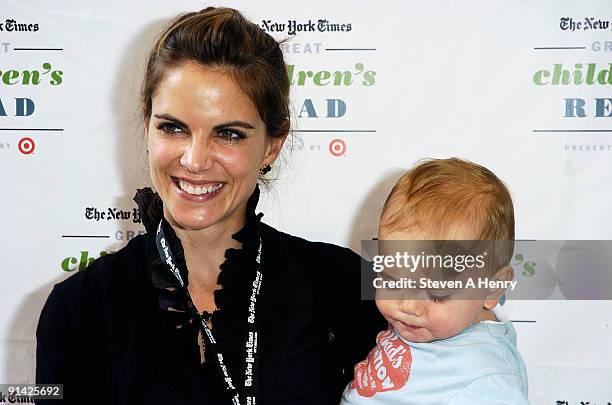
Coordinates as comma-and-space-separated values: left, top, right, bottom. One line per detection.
147, 64, 278, 233
35, 6, 385, 405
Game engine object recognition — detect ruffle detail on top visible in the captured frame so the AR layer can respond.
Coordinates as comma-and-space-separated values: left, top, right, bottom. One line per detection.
134, 185, 264, 381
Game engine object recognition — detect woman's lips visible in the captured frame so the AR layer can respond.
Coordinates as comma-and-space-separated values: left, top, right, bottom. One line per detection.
174, 176, 221, 186
172, 177, 225, 201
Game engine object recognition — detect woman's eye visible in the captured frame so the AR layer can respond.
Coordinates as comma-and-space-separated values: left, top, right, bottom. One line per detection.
157, 123, 184, 135
218, 128, 246, 142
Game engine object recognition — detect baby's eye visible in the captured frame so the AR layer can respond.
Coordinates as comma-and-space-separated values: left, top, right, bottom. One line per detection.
218, 128, 246, 142
428, 292, 452, 303
157, 123, 184, 135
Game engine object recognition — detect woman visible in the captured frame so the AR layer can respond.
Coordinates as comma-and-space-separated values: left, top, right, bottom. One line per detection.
36, 7, 385, 405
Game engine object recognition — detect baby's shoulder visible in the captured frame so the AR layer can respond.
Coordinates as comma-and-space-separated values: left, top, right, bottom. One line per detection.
447, 322, 524, 376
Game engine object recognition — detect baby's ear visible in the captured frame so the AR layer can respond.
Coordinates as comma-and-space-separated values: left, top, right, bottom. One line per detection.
483, 266, 514, 310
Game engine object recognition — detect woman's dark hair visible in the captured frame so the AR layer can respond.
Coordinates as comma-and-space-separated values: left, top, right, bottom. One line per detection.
141, 6, 290, 140
137, 7, 290, 218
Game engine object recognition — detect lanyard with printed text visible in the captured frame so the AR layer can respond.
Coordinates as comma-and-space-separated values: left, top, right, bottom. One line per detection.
155, 219, 263, 405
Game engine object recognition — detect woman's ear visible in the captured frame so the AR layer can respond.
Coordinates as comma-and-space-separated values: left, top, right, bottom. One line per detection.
483, 265, 514, 310
263, 134, 287, 166
144, 128, 150, 154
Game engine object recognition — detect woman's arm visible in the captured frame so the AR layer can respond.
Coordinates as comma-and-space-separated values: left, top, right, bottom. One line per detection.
36, 272, 106, 404
324, 250, 387, 382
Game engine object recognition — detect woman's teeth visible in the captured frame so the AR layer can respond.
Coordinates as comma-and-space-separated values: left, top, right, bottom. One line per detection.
178, 180, 223, 196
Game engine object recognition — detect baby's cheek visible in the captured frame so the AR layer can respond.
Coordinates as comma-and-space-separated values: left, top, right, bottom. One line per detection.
375, 299, 395, 321
427, 307, 469, 340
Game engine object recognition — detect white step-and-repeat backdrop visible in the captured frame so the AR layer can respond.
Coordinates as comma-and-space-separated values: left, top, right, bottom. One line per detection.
1, 1, 611, 403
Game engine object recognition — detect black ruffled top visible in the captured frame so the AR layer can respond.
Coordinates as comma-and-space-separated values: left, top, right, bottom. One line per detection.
134, 185, 265, 394
37, 183, 386, 404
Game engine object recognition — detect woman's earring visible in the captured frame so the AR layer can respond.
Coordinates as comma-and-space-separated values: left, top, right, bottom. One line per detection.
259, 164, 271, 175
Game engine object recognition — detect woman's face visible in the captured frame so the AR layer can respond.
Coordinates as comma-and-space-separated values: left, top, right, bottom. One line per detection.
146, 61, 283, 232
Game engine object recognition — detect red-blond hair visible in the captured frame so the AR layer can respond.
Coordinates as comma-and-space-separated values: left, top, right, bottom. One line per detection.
380, 158, 515, 269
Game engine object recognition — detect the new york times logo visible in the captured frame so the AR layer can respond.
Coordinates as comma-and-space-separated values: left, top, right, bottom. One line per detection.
0, 390, 34, 403
0, 19, 39, 32
260, 19, 352, 35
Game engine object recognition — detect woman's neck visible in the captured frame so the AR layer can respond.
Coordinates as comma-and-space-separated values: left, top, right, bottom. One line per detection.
165, 208, 246, 290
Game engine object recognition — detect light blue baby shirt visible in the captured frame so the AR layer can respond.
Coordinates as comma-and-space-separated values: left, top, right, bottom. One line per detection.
341, 321, 529, 405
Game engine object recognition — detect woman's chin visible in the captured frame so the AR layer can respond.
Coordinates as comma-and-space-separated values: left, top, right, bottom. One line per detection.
163, 208, 219, 231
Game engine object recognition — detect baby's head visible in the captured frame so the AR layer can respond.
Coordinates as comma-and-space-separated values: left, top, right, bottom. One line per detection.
376, 158, 515, 343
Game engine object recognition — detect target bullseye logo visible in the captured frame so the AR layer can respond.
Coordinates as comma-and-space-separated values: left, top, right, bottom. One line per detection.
329, 138, 346, 156
18, 137, 35, 155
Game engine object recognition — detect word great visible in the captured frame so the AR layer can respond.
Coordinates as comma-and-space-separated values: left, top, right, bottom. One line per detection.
592, 41, 612, 52
280, 42, 322, 54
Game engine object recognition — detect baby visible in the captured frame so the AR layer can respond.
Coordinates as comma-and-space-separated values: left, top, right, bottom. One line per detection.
342, 158, 529, 404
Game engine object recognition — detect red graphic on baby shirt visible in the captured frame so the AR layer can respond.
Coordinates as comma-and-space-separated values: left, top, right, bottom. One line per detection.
352, 329, 412, 397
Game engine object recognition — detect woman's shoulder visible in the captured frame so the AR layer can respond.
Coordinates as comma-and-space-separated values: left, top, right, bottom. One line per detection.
36, 234, 157, 395
259, 222, 360, 267
60, 233, 149, 286
43, 233, 151, 318
258, 221, 370, 301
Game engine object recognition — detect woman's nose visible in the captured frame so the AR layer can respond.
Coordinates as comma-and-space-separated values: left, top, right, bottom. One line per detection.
180, 138, 214, 174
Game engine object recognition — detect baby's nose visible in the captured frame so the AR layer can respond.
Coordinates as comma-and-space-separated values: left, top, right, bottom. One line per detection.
397, 299, 425, 317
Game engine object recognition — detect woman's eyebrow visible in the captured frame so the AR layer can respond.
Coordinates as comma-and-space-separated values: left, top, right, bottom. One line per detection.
213, 120, 255, 130
153, 113, 188, 128
153, 114, 255, 131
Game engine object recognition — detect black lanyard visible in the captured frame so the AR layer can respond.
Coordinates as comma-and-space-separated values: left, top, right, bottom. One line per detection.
155, 219, 263, 405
